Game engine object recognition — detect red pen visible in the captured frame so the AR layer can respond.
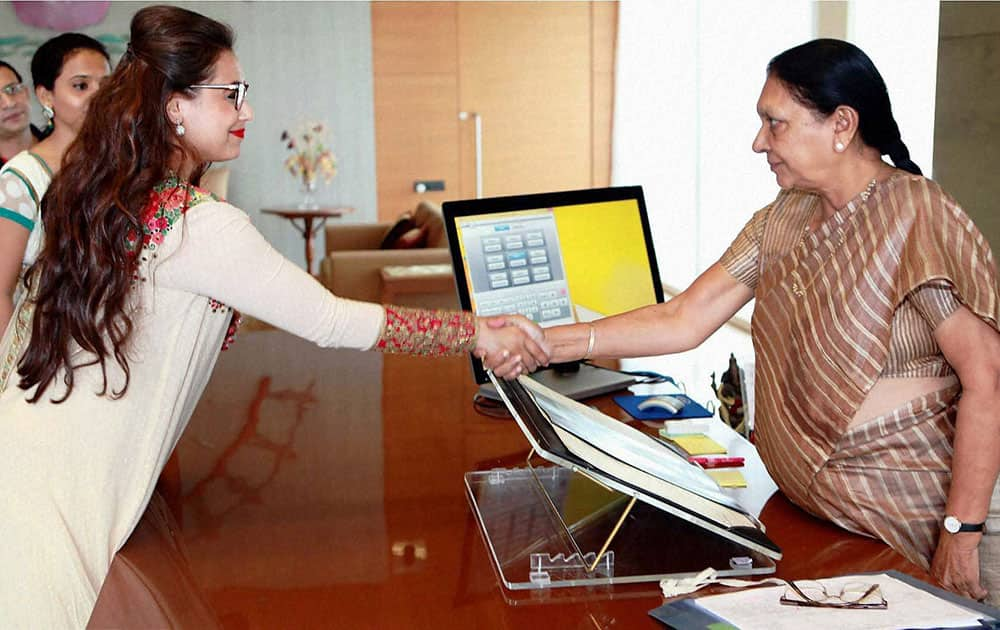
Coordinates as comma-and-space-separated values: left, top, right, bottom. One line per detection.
689, 456, 745, 468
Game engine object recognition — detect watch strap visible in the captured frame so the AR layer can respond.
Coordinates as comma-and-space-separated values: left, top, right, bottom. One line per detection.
945, 515, 986, 533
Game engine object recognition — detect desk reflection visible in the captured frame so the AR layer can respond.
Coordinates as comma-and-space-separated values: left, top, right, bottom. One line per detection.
90, 329, 928, 629
177, 331, 388, 592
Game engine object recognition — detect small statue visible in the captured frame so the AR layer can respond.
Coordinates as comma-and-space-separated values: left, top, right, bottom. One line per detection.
712, 353, 746, 437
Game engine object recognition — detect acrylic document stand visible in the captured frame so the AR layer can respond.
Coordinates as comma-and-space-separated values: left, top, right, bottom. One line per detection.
466, 375, 782, 591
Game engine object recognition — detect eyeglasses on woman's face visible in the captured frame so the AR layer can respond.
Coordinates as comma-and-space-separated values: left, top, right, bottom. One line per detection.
188, 81, 249, 111
1, 82, 27, 98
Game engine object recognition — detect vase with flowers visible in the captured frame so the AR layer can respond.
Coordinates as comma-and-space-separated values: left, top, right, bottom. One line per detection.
281, 121, 338, 210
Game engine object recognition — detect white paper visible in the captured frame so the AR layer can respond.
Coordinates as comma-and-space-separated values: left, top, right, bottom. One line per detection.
522, 376, 730, 502
695, 573, 984, 630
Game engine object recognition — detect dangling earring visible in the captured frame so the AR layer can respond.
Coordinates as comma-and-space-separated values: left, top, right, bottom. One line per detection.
42, 104, 54, 132
175, 120, 185, 137
834, 141, 845, 152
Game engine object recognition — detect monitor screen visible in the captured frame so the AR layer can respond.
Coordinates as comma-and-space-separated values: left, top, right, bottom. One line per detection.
443, 186, 664, 385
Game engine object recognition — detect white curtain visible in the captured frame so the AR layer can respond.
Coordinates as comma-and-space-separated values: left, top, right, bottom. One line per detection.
610, 0, 940, 415
612, 0, 814, 409
848, 1, 940, 175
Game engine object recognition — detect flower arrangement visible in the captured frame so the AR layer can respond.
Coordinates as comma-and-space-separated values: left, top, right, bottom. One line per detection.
280, 121, 337, 193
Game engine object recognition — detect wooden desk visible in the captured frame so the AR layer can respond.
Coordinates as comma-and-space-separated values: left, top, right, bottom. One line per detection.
261, 207, 351, 275
91, 330, 930, 628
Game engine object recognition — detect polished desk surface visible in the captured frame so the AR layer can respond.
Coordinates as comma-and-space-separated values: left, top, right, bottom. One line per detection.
89, 329, 929, 629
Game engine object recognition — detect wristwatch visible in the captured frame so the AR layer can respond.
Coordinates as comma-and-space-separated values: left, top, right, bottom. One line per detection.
943, 515, 986, 534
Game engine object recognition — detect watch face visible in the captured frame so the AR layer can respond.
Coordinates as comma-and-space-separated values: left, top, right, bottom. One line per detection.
944, 516, 961, 534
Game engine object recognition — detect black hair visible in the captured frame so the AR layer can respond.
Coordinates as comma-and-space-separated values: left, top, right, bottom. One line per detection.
0, 59, 24, 83
767, 38, 921, 175
28, 33, 110, 140
30, 32, 110, 91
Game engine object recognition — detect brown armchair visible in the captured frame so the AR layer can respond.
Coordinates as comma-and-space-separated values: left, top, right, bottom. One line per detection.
317, 201, 458, 307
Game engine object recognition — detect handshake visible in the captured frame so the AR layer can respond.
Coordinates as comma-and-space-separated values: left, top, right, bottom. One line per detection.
473, 315, 553, 380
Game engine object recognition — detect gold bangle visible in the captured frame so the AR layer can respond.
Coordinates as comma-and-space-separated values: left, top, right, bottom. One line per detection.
583, 322, 596, 360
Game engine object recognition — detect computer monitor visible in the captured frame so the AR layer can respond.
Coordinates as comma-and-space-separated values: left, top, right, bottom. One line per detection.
443, 186, 664, 400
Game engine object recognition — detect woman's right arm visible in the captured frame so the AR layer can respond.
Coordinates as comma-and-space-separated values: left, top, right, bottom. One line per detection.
158, 201, 549, 369
543, 262, 754, 363
538, 200, 771, 364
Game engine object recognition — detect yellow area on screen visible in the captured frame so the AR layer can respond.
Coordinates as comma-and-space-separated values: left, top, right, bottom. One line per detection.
552, 200, 656, 317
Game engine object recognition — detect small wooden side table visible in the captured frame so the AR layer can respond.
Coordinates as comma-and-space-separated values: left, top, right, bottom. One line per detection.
261, 207, 352, 275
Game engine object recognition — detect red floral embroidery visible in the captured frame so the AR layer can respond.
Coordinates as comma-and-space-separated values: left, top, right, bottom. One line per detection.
221, 310, 242, 351
126, 175, 217, 255
127, 176, 238, 351
375, 306, 477, 356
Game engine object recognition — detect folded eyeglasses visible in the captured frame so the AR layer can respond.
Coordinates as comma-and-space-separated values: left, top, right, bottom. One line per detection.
780, 580, 887, 610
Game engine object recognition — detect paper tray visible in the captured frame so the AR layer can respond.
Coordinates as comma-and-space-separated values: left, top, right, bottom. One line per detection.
489, 374, 781, 556
466, 465, 776, 590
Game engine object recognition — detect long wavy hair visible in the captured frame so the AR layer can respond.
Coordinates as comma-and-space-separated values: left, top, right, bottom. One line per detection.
18, 5, 234, 402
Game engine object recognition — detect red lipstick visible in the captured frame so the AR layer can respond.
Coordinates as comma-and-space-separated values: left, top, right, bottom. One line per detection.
230, 128, 245, 138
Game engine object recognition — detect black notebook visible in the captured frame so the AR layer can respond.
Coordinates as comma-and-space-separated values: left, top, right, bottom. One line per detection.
488, 373, 782, 560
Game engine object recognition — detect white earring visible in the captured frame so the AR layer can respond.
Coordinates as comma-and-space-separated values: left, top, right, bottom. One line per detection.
42, 105, 54, 120
175, 121, 185, 137
835, 141, 845, 152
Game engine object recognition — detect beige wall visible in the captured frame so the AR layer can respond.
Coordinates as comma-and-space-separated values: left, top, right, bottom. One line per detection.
815, 0, 847, 39
935, 2, 1000, 253
0, 1, 377, 269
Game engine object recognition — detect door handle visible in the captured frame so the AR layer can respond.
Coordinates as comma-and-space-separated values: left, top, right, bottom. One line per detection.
413, 180, 445, 194
458, 111, 483, 199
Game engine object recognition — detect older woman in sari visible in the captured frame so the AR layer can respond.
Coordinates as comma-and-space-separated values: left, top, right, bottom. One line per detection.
529, 39, 1000, 603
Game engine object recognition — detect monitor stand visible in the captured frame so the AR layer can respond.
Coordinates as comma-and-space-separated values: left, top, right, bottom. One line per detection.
476, 363, 635, 401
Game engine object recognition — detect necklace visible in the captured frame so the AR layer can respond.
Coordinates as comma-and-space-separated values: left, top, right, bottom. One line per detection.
803, 177, 879, 235
858, 177, 878, 203
793, 177, 879, 297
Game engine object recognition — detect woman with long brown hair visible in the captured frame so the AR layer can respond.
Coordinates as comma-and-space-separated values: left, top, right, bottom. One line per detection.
0, 6, 547, 624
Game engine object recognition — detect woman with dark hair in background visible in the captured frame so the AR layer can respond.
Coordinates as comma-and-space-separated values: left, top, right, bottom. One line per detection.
0, 6, 547, 625
535, 39, 1000, 603
0, 60, 43, 167
0, 34, 111, 332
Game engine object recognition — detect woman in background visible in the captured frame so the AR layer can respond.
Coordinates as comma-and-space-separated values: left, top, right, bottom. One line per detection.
0, 6, 548, 625
533, 39, 1000, 603
0, 34, 111, 332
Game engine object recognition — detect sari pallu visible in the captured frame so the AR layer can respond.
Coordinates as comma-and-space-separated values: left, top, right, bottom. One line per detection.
748, 174, 999, 565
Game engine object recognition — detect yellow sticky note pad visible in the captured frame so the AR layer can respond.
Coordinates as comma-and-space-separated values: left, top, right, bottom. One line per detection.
707, 470, 747, 488
669, 434, 727, 455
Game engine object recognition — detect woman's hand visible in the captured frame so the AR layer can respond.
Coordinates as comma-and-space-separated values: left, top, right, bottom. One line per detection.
493, 317, 594, 364
474, 315, 550, 379
931, 531, 988, 601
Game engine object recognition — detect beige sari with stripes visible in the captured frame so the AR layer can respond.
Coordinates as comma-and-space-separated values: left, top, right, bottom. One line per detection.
721, 173, 1000, 571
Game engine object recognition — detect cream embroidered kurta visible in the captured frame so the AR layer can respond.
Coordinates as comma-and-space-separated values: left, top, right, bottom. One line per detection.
0, 182, 385, 627
719, 173, 1000, 576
